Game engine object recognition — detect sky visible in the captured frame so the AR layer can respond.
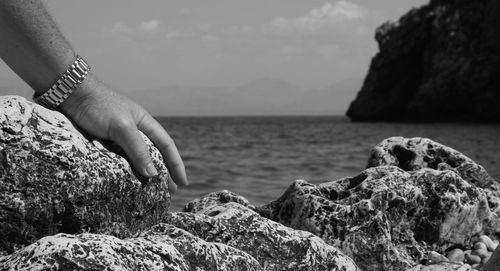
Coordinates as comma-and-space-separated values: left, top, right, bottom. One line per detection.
0, 0, 428, 113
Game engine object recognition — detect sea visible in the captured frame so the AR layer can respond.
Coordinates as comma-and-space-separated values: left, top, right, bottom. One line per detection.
156, 116, 500, 211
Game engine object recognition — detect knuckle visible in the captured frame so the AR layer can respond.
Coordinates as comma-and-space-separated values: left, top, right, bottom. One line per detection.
108, 118, 135, 138
137, 148, 152, 160
159, 136, 175, 151
113, 118, 135, 130
170, 161, 184, 170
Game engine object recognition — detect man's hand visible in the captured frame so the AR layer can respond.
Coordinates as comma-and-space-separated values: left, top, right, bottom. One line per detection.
0, 0, 187, 191
60, 74, 188, 192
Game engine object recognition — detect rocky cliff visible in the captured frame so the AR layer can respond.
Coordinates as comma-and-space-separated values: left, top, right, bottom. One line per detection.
347, 0, 500, 122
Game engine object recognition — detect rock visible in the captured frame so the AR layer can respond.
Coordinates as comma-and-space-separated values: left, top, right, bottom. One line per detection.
492, 240, 499, 252
138, 223, 262, 270
481, 246, 500, 271
481, 253, 491, 265
173, 198, 359, 271
346, 0, 500, 122
0, 228, 260, 271
465, 254, 481, 265
471, 249, 489, 259
258, 163, 500, 270
446, 248, 464, 262
428, 251, 448, 264
366, 137, 497, 188
0, 233, 188, 270
478, 235, 497, 252
473, 242, 488, 251
182, 189, 256, 213
0, 198, 359, 271
0, 96, 171, 255
408, 263, 473, 271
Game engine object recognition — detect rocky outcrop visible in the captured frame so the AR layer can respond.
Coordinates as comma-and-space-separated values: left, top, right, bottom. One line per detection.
0, 232, 191, 271
171, 201, 358, 270
367, 137, 497, 188
1, 95, 498, 270
258, 137, 500, 271
182, 189, 256, 213
407, 263, 473, 271
0, 227, 260, 271
0, 96, 171, 255
347, 0, 500, 122
0, 201, 359, 270
0, 95, 359, 270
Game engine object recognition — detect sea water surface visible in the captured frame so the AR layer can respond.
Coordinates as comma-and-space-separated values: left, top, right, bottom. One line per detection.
157, 116, 500, 210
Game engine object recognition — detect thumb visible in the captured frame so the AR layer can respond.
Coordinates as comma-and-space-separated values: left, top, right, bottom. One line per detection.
109, 120, 158, 177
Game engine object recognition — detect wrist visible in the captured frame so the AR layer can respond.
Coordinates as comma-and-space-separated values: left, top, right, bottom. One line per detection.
31, 52, 78, 96
33, 55, 91, 110
58, 72, 98, 118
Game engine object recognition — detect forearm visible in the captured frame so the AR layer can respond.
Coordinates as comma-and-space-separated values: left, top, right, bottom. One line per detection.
0, 0, 76, 95
0, 0, 188, 185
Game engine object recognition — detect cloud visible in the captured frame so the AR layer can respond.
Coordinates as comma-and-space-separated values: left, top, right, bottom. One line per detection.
180, 8, 192, 16
270, 1, 368, 34
104, 19, 162, 41
201, 34, 221, 49
101, 1, 380, 65
165, 31, 195, 41
251, 1, 384, 61
138, 19, 160, 33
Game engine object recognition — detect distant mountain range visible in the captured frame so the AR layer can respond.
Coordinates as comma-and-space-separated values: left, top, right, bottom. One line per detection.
0, 76, 362, 116
124, 78, 362, 116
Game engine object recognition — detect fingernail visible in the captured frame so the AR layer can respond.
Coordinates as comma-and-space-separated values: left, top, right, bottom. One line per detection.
145, 163, 158, 177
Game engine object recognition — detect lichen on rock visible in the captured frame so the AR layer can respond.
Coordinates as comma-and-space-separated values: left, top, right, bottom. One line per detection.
182, 189, 256, 213
0, 200, 359, 271
258, 138, 500, 270
139, 223, 262, 271
0, 95, 171, 255
367, 137, 497, 188
0, 233, 189, 271
0, 226, 261, 271
1, 94, 498, 270
173, 199, 359, 271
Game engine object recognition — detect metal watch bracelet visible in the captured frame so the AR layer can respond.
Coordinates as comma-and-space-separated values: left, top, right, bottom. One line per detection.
33, 55, 90, 109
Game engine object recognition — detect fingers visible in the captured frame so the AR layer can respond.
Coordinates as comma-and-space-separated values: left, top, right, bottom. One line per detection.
108, 119, 158, 177
168, 178, 178, 194
138, 115, 188, 187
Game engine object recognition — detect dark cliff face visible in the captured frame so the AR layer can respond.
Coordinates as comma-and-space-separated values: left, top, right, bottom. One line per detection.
347, 0, 500, 122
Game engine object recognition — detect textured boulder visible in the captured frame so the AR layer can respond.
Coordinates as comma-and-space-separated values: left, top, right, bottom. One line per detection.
367, 137, 498, 188
347, 0, 500, 122
0, 199, 359, 271
0, 95, 170, 255
258, 150, 500, 270
170, 199, 359, 271
182, 189, 256, 213
0, 233, 189, 271
140, 223, 261, 270
407, 263, 472, 271
0, 227, 260, 271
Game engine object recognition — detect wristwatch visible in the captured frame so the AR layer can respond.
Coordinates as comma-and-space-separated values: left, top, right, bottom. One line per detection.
33, 55, 90, 109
